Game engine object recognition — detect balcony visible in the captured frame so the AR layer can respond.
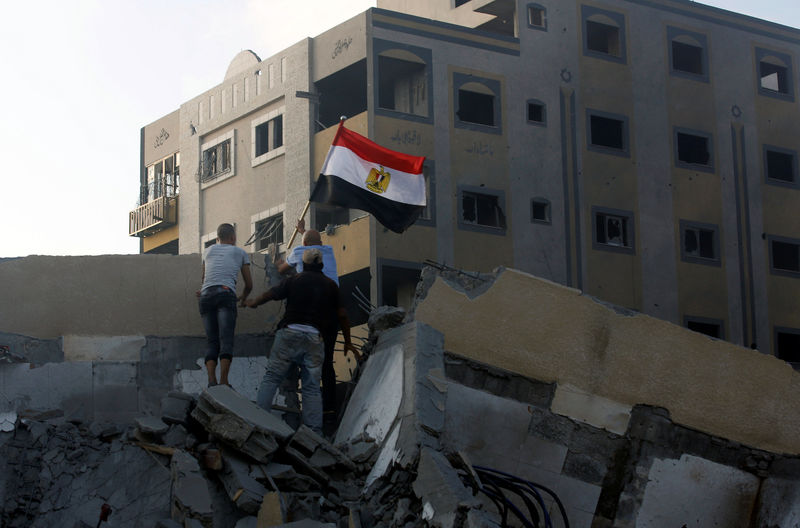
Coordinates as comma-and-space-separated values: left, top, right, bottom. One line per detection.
129, 196, 178, 237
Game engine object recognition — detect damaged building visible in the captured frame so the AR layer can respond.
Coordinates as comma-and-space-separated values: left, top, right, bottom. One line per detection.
130, 0, 800, 361
1, 256, 799, 526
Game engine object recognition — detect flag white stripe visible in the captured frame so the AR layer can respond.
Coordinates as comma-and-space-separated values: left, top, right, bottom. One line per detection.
321, 145, 426, 206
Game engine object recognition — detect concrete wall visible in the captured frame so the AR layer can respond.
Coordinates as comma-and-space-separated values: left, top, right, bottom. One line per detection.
415, 267, 800, 455
0, 254, 281, 338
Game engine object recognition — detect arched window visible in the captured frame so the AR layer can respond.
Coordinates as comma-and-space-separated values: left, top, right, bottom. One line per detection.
668, 27, 708, 80
582, 6, 627, 64
374, 40, 433, 121
453, 72, 502, 133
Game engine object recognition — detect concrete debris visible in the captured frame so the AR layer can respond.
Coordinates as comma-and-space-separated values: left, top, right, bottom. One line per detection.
171, 449, 214, 527
217, 448, 269, 514
192, 385, 294, 462
161, 390, 196, 426
412, 448, 483, 528
368, 306, 407, 334
136, 415, 169, 435
0, 411, 17, 432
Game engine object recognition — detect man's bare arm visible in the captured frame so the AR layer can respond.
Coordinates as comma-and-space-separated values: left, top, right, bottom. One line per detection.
239, 264, 253, 306
337, 306, 361, 361
245, 289, 275, 308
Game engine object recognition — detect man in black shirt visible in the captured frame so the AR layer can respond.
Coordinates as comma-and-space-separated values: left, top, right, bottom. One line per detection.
246, 248, 358, 434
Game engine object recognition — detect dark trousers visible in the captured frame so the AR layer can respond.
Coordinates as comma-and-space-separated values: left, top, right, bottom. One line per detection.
199, 287, 238, 362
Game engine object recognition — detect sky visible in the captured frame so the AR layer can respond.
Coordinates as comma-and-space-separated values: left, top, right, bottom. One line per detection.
0, 0, 797, 257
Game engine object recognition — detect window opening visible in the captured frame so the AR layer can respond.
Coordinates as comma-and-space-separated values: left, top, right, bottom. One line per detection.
254, 214, 284, 252
672, 40, 703, 75
590, 115, 624, 150
144, 153, 180, 204
462, 191, 505, 228
687, 320, 721, 339
528, 102, 545, 123
528, 5, 546, 28
596, 213, 629, 247
777, 331, 800, 363
255, 115, 283, 158
531, 199, 550, 223
378, 54, 428, 117
760, 60, 789, 94
772, 240, 800, 272
458, 89, 494, 126
684, 227, 715, 259
314, 205, 349, 232
202, 139, 231, 182
766, 149, 795, 183
677, 132, 710, 165
586, 20, 620, 56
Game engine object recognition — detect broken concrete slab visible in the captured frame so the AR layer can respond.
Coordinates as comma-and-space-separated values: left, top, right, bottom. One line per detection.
160, 391, 195, 426
257, 492, 285, 526
217, 448, 269, 515
136, 415, 169, 435
170, 449, 213, 527
0, 412, 17, 432
191, 385, 294, 462
412, 447, 482, 528
285, 426, 356, 479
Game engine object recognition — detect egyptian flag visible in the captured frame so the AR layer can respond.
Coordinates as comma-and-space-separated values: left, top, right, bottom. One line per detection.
310, 122, 426, 233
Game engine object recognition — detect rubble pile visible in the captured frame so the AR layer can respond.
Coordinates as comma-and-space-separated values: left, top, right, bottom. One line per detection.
0, 382, 502, 528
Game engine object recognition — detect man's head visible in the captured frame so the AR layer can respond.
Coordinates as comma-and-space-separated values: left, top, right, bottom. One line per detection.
217, 223, 236, 244
302, 248, 324, 272
302, 229, 322, 247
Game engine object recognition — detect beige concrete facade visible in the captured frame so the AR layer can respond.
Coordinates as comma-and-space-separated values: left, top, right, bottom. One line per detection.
416, 268, 800, 455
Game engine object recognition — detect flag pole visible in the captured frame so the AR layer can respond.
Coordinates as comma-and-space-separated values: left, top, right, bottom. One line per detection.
287, 200, 311, 250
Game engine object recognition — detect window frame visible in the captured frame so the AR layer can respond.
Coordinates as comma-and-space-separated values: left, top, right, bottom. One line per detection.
755, 47, 795, 102
763, 144, 798, 188
768, 234, 800, 277
586, 108, 630, 157
527, 98, 547, 127
531, 197, 551, 225
775, 326, 800, 366
457, 185, 507, 235
526, 3, 547, 32
592, 206, 635, 255
415, 161, 437, 227
667, 26, 709, 83
673, 126, 714, 172
200, 130, 236, 188
684, 315, 725, 340
453, 72, 503, 135
250, 106, 286, 167
250, 205, 286, 254
581, 5, 627, 65
679, 220, 721, 266
374, 39, 434, 124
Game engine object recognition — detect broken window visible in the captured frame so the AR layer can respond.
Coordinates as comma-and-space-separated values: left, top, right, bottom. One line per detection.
764, 146, 797, 184
681, 221, 719, 264
756, 48, 794, 100
672, 40, 703, 75
201, 130, 235, 184
587, 110, 628, 154
776, 329, 800, 364
454, 74, 502, 133
593, 207, 634, 252
686, 318, 723, 339
527, 4, 546, 30
586, 21, 619, 55
675, 129, 712, 167
252, 111, 285, 166
417, 164, 436, 225
459, 187, 506, 232
527, 100, 546, 125
531, 198, 550, 224
582, 7, 626, 63
254, 214, 284, 252
316, 59, 367, 130
144, 152, 180, 204
314, 204, 349, 232
770, 237, 800, 274
377, 47, 429, 118
380, 262, 421, 311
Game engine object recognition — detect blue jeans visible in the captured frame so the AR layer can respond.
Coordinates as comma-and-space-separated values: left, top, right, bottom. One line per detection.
257, 328, 324, 434
199, 287, 238, 362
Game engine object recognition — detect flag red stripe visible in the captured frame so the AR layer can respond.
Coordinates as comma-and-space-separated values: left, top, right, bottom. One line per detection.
331, 122, 424, 174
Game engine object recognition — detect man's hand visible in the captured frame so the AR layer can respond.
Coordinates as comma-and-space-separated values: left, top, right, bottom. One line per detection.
343, 342, 362, 362
244, 298, 260, 308
238, 295, 249, 308
296, 218, 305, 235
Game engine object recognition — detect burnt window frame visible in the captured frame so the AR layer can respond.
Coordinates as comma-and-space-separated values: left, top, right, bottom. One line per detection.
453, 72, 502, 135
763, 144, 798, 188
527, 98, 547, 127
200, 130, 236, 187
592, 206, 635, 255
768, 235, 800, 277
674, 126, 714, 172
253, 213, 285, 253
775, 326, 800, 367
680, 220, 721, 266
531, 197, 551, 225
755, 47, 795, 102
457, 185, 507, 235
526, 3, 547, 31
586, 108, 630, 157
667, 26, 709, 83
374, 39, 433, 124
684, 316, 725, 340
581, 5, 627, 65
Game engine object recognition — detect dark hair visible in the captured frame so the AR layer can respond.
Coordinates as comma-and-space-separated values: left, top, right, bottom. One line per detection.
217, 223, 236, 241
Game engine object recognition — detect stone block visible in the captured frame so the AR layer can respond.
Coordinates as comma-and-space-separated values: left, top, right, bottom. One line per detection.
191, 385, 294, 462
170, 450, 213, 527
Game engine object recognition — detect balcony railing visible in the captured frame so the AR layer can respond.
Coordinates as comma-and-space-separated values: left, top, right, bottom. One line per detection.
129, 196, 178, 237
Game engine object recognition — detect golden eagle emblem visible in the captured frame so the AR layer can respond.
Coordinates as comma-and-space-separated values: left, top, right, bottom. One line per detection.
365, 166, 391, 194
